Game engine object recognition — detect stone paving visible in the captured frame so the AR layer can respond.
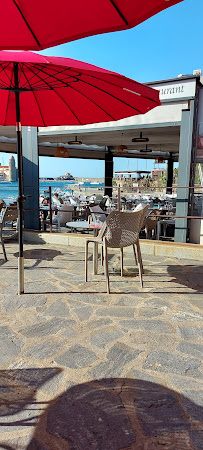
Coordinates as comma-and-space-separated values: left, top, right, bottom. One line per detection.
0, 241, 202, 449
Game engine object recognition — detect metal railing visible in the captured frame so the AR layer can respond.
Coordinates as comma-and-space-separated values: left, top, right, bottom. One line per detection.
0, 183, 203, 238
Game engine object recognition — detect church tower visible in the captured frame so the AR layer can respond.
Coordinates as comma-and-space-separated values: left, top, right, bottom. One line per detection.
9, 156, 17, 182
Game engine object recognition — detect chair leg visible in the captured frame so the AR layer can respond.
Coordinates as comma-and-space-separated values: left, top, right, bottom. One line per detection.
101, 245, 104, 266
120, 248, 124, 276
93, 240, 99, 275
137, 239, 144, 274
1, 239, 7, 262
133, 244, 137, 265
136, 242, 143, 288
104, 239, 110, 294
0, 228, 7, 262
57, 217, 61, 232
85, 240, 88, 282
146, 229, 150, 239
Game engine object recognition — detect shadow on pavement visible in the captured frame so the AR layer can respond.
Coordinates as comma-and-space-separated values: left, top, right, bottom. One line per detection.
13, 249, 62, 268
168, 264, 203, 292
0, 374, 202, 449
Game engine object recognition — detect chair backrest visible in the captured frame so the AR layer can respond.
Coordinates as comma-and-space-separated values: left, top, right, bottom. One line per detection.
90, 206, 106, 223
9, 201, 17, 207
143, 209, 162, 231
69, 197, 78, 206
99, 206, 149, 248
2, 206, 18, 225
60, 205, 74, 211
0, 202, 5, 213
138, 204, 150, 230
57, 205, 74, 226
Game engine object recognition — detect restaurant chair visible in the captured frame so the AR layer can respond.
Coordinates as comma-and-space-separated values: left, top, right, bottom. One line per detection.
42, 205, 74, 232
0, 206, 18, 261
143, 209, 162, 240
56, 205, 74, 230
89, 205, 108, 224
85, 206, 149, 294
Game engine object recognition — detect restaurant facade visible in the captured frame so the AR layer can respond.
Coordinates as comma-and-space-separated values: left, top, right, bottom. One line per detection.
0, 71, 202, 244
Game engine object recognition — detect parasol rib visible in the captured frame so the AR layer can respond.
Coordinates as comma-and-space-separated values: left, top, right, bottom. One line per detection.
26, 64, 83, 125
26, 64, 116, 121
30, 65, 144, 114
0, 62, 14, 89
21, 65, 46, 126
109, 0, 129, 25
19, 61, 158, 108
25, 64, 132, 119
62, 82, 116, 121
12, 0, 40, 47
4, 90, 10, 126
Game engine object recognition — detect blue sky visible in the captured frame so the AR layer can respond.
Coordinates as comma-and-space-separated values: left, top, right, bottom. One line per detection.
0, 0, 202, 178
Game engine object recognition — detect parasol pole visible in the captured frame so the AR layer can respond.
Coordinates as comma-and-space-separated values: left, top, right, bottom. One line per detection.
14, 62, 24, 294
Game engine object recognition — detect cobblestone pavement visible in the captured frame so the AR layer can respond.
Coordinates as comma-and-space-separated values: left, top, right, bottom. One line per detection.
0, 241, 202, 449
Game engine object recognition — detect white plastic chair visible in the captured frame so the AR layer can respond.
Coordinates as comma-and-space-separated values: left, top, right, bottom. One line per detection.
56, 205, 74, 230
85, 205, 149, 293
89, 206, 107, 224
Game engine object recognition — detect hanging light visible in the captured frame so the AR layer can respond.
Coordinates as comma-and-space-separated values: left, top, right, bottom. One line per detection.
54, 146, 69, 158
115, 145, 127, 151
114, 145, 128, 155
114, 132, 128, 154
68, 135, 82, 145
139, 145, 152, 153
155, 157, 165, 164
132, 132, 149, 143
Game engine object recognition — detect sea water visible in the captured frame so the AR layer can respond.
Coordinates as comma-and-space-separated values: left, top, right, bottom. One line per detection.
0, 180, 104, 204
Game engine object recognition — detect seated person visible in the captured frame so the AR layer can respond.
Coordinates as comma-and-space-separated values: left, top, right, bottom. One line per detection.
53, 193, 63, 206
42, 196, 50, 206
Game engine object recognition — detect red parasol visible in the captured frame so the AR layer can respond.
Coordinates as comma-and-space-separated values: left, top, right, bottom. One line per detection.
0, 0, 184, 50
0, 50, 160, 294
0, 51, 160, 126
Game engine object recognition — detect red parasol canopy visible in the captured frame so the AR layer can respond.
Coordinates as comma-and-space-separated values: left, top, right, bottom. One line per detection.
0, 51, 160, 126
1, 0, 184, 50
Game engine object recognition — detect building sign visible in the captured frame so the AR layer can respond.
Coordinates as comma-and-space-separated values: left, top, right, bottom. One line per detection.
150, 79, 196, 101
197, 89, 203, 162
197, 123, 203, 162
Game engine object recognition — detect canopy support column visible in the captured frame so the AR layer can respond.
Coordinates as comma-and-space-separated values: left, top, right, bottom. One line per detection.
166, 153, 173, 194
175, 102, 195, 243
22, 126, 40, 230
104, 148, 113, 198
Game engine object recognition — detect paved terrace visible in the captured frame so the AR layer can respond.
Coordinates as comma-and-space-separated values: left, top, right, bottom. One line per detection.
0, 241, 202, 449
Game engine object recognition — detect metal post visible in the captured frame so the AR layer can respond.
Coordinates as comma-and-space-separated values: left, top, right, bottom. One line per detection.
166, 153, 173, 194
49, 186, 52, 232
175, 103, 195, 243
14, 62, 24, 294
117, 186, 121, 211
104, 148, 113, 198
22, 126, 40, 230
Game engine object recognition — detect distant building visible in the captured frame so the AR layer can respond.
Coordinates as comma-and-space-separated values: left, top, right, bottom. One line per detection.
9, 156, 17, 181
55, 172, 75, 181
0, 156, 17, 181
0, 163, 9, 180
151, 168, 166, 180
